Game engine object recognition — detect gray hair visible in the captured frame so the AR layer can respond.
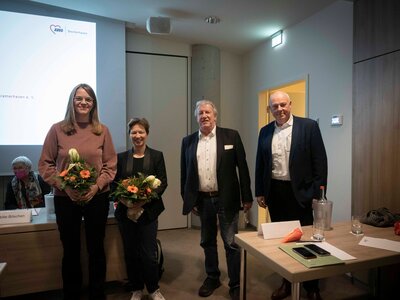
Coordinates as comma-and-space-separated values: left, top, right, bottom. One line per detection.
194, 99, 218, 118
11, 156, 33, 169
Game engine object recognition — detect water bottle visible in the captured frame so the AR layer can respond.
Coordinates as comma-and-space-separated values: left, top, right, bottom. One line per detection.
311, 186, 326, 241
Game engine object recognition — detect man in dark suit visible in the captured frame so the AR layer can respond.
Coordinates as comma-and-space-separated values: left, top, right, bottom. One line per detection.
255, 91, 327, 300
180, 100, 253, 300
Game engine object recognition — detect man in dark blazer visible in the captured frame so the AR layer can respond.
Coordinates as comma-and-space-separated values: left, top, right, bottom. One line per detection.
181, 100, 253, 300
255, 91, 328, 300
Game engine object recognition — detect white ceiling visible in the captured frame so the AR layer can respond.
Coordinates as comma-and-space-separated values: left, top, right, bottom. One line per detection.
30, 0, 338, 54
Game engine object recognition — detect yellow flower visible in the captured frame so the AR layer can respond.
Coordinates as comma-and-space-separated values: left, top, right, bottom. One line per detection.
152, 178, 161, 189
68, 148, 80, 163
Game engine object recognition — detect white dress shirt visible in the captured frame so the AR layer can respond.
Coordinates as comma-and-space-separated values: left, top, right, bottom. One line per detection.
197, 126, 218, 192
271, 114, 293, 181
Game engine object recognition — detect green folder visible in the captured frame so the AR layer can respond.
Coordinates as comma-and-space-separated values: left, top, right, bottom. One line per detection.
279, 244, 345, 268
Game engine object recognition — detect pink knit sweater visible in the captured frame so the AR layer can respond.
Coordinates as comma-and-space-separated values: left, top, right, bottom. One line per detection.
39, 121, 117, 196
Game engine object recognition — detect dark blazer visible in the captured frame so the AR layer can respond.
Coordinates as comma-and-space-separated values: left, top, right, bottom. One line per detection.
180, 126, 253, 222
255, 115, 328, 207
113, 146, 167, 223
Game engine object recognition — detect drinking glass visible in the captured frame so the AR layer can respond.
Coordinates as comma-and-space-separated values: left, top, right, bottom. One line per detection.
311, 221, 325, 241
351, 215, 364, 235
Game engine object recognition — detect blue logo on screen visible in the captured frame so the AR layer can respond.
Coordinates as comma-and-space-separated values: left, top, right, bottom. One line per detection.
50, 24, 64, 34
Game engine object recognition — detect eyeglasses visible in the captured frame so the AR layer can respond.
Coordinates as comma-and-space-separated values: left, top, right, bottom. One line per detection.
74, 96, 94, 104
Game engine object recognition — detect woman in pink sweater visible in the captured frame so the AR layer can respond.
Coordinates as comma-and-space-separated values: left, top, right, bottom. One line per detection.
39, 83, 117, 300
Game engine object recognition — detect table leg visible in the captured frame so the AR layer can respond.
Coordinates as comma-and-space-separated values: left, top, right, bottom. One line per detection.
291, 282, 300, 300
242, 249, 247, 300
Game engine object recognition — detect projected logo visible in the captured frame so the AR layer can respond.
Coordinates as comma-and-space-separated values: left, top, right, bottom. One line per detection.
50, 24, 64, 34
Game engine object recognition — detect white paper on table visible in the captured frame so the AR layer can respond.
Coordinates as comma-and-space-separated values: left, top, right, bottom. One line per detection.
258, 220, 301, 239
359, 236, 400, 253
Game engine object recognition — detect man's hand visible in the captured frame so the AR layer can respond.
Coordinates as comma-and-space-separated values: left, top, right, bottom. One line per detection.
243, 202, 252, 212
256, 196, 267, 208
191, 206, 199, 216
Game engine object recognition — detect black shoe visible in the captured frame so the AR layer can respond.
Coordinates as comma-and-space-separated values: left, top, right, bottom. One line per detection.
271, 279, 291, 300
198, 277, 221, 297
229, 287, 240, 300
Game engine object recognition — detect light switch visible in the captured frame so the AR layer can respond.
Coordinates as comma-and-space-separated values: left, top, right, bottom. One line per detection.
331, 115, 343, 126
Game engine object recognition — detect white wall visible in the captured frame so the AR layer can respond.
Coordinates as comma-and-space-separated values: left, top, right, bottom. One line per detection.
242, 0, 353, 225
126, 31, 191, 57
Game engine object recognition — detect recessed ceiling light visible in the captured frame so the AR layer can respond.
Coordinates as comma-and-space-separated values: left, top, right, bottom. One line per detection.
271, 30, 283, 48
204, 16, 220, 24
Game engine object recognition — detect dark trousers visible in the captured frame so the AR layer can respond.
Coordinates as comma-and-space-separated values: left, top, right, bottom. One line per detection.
54, 193, 110, 300
115, 204, 160, 294
269, 180, 319, 292
198, 196, 240, 288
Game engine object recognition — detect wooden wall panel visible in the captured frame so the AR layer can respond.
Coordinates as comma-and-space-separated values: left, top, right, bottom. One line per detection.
353, 51, 400, 215
354, 0, 400, 63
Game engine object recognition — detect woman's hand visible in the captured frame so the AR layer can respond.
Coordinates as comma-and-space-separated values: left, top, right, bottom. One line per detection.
66, 185, 99, 203
65, 188, 83, 202
80, 184, 99, 202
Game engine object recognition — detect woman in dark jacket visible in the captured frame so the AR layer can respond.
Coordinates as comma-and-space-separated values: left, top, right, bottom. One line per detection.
113, 117, 167, 300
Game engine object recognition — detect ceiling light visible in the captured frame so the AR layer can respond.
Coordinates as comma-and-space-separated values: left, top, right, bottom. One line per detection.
204, 16, 220, 24
271, 30, 283, 48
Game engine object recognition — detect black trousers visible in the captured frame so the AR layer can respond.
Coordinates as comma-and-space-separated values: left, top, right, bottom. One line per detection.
54, 193, 110, 300
115, 204, 160, 294
268, 179, 319, 292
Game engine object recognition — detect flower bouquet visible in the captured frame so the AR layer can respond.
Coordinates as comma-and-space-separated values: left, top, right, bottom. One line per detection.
58, 148, 97, 205
111, 173, 161, 221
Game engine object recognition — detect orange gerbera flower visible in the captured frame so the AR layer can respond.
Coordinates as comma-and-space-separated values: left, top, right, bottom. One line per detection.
127, 185, 139, 193
80, 169, 91, 179
59, 170, 68, 177
69, 175, 77, 182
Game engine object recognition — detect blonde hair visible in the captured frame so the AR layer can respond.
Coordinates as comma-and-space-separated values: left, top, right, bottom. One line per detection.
61, 83, 103, 135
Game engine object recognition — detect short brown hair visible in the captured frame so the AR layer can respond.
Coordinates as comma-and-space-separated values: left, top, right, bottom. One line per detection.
127, 117, 150, 134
